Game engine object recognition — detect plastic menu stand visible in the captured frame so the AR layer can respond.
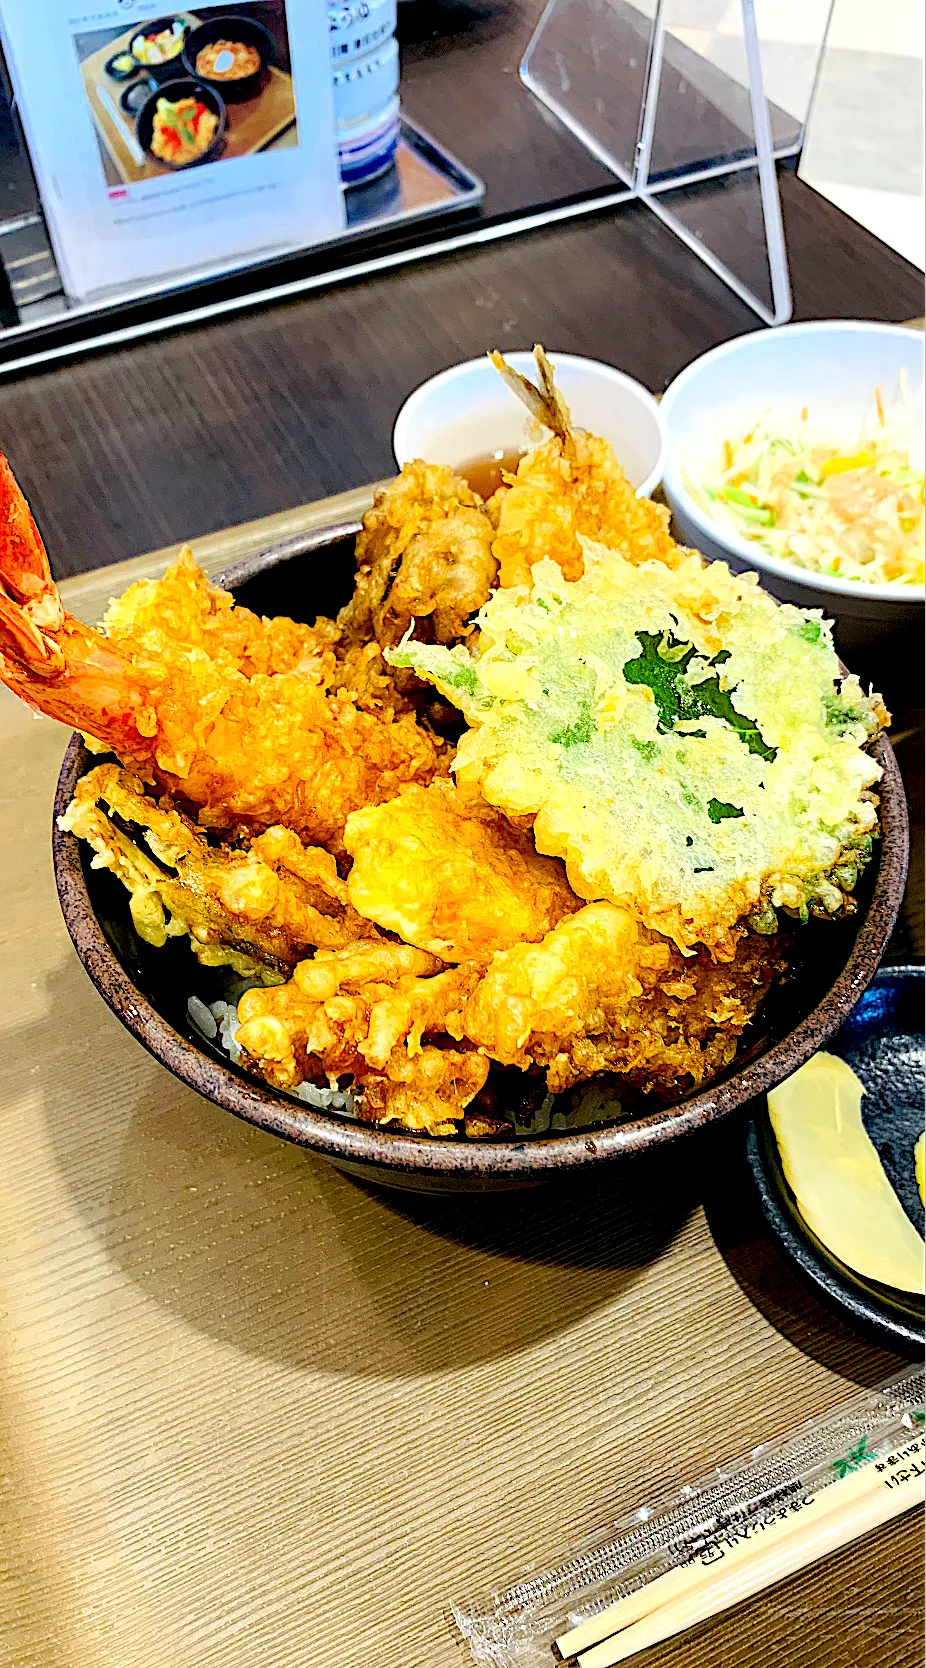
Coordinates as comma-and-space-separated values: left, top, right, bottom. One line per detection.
521, 0, 836, 324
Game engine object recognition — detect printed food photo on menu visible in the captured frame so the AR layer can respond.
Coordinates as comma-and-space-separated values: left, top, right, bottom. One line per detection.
73, 3, 297, 187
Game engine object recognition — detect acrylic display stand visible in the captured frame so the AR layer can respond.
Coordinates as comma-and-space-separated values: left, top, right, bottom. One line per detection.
521, 0, 835, 324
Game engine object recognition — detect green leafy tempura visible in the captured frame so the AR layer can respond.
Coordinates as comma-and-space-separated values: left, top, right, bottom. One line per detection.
388, 538, 885, 958
622, 630, 776, 761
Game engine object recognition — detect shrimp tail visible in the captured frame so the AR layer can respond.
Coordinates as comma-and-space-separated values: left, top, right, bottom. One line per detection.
0, 452, 155, 764
0, 452, 67, 671
0, 588, 64, 675
489, 345, 576, 454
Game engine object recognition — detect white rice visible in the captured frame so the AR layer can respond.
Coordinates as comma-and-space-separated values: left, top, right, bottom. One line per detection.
186, 991, 358, 1116
297, 1078, 358, 1115
208, 997, 243, 1063
187, 994, 217, 1040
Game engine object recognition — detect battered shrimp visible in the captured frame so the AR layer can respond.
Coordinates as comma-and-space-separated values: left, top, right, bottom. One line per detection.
0, 455, 445, 852
487, 346, 680, 587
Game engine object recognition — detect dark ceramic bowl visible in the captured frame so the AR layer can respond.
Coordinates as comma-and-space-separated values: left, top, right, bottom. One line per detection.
129, 16, 191, 83
182, 16, 274, 103
51, 526, 909, 1192
747, 965, 924, 1355
136, 77, 226, 170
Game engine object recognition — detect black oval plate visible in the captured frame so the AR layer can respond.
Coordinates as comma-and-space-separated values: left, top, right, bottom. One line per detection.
748, 963, 925, 1354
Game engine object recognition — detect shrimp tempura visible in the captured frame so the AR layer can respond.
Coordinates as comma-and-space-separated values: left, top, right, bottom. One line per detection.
0, 455, 445, 852
487, 345, 680, 588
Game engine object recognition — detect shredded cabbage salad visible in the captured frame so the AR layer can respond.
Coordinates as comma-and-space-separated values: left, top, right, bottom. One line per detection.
689, 387, 925, 587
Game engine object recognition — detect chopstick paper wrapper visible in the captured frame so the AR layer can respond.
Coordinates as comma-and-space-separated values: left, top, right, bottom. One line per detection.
451, 1363, 924, 1668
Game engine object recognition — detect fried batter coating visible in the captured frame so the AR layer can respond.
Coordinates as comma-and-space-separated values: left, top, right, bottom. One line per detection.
170, 667, 445, 853
339, 462, 498, 647
0, 528, 447, 852
101, 552, 448, 848
489, 432, 678, 589
235, 942, 486, 1135
486, 347, 679, 588
393, 541, 885, 958
108, 549, 419, 722
103, 543, 425, 727
60, 765, 378, 974
103, 546, 342, 678
343, 780, 579, 962
454, 902, 781, 1094
361, 1050, 490, 1136
333, 638, 419, 718
236, 900, 779, 1118
236, 943, 444, 1083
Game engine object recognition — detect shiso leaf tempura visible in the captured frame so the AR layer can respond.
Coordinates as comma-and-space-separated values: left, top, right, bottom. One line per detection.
390, 537, 886, 959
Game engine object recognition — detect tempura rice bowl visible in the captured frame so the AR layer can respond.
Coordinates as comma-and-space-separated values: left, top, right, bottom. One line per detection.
51, 526, 909, 1193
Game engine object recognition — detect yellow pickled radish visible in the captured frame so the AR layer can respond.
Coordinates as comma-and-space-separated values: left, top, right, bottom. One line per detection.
768, 1052, 925, 1294
915, 1132, 925, 1208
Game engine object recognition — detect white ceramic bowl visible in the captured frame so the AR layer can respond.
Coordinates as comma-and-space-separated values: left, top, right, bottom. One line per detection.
660, 320, 925, 642
393, 350, 669, 497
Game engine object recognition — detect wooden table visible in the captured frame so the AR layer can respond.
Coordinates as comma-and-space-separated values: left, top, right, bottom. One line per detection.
0, 486, 922, 1668
0, 173, 920, 583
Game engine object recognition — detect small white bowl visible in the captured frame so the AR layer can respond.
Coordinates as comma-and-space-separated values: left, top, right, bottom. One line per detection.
393, 350, 669, 497
660, 320, 925, 642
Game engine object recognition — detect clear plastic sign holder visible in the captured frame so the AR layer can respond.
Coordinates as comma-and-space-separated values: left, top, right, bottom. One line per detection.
522, 0, 835, 325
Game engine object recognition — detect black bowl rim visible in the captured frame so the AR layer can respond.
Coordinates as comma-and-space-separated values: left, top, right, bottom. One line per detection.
746, 983, 925, 1353
51, 523, 910, 1178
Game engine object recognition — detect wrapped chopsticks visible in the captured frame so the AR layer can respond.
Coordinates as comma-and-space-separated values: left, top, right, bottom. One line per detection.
452, 1363, 924, 1668
557, 1435, 923, 1665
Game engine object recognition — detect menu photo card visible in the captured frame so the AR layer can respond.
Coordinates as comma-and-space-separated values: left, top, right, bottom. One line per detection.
0, 0, 346, 300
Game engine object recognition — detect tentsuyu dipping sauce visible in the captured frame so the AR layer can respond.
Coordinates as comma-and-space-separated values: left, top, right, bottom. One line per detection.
461, 451, 526, 498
